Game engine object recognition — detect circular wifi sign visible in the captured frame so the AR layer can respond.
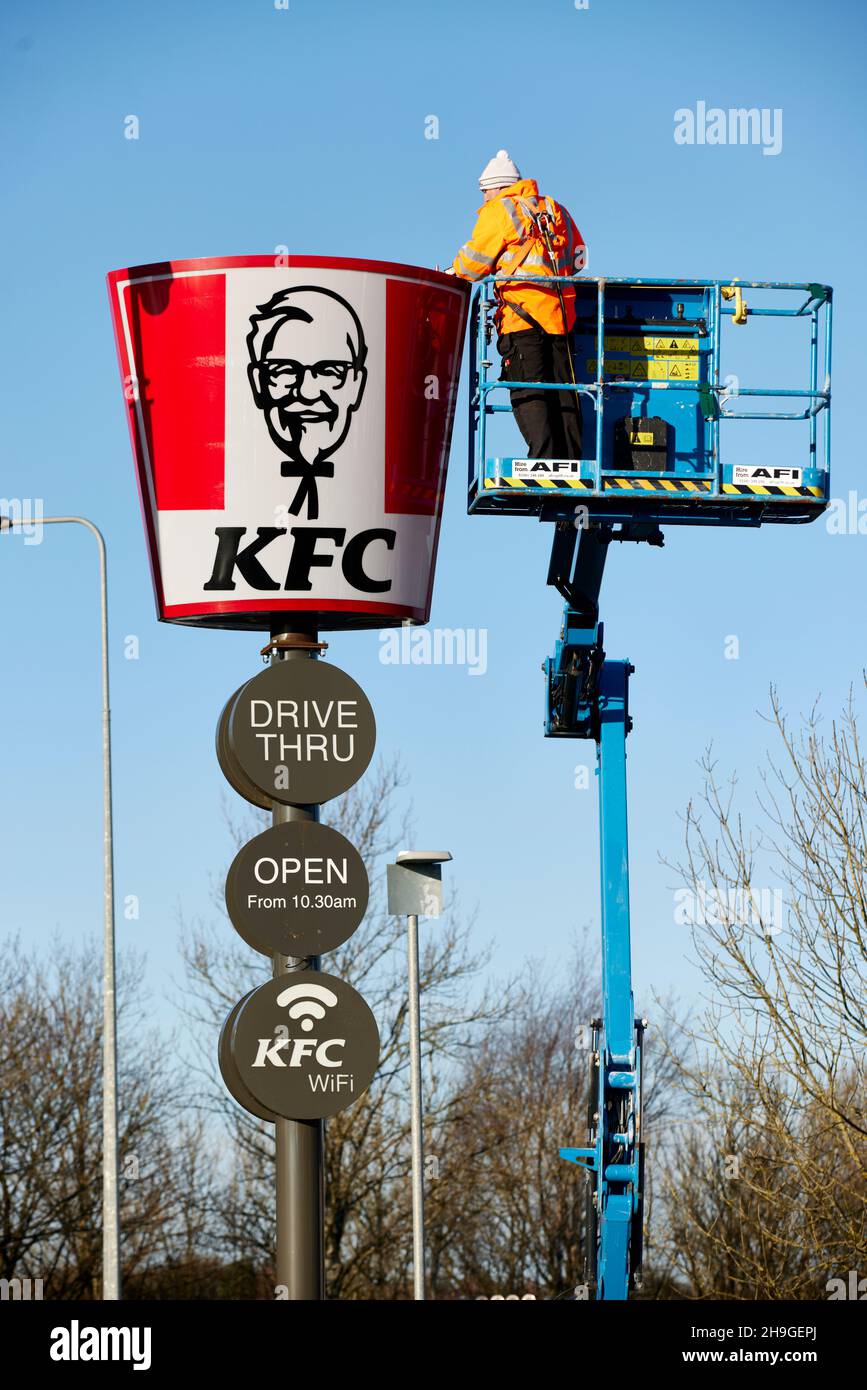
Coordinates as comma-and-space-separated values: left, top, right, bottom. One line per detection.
228, 970, 380, 1120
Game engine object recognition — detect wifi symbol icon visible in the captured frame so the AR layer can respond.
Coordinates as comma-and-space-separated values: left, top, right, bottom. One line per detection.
276, 981, 339, 1033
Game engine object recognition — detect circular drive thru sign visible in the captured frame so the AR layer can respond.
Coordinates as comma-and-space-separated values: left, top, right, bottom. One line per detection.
227, 660, 376, 806
225, 821, 369, 958
228, 970, 380, 1121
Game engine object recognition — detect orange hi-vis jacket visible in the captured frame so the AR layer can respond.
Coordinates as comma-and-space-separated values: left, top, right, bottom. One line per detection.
452, 178, 586, 336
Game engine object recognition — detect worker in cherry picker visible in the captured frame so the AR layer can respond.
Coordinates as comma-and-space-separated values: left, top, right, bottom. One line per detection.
448, 150, 586, 460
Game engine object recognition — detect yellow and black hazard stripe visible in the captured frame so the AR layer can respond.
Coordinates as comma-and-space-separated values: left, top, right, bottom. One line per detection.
484, 477, 593, 490
484, 476, 713, 493
721, 483, 824, 498
483, 477, 825, 499
603, 477, 712, 493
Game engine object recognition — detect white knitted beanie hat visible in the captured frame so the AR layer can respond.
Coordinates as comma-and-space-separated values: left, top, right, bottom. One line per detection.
479, 149, 521, 190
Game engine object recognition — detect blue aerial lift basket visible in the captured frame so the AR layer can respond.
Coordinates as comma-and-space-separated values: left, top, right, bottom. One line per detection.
468, 276, 832, 527
467, 273, 833, 1301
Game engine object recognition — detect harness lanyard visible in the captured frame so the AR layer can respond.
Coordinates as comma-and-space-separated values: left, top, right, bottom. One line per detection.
532, 202, 583, 411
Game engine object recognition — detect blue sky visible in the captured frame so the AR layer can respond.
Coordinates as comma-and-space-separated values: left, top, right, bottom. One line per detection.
1, 0, 865, 1030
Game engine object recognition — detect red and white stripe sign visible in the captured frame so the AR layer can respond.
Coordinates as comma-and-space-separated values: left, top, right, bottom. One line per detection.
107, 255, 469, 629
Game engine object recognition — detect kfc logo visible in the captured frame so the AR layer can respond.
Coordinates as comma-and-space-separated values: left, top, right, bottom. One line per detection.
246, 287, 368, 520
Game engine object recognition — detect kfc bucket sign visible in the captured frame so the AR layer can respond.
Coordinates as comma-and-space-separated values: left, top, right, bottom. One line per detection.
107, 256, 469, 629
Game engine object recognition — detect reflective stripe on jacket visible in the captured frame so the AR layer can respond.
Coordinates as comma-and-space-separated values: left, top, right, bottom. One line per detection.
452, 178, 586, 335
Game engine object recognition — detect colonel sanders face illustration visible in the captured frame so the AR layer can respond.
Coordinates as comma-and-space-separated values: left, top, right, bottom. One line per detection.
247, 287, 368, 463
246, 287, 368, 518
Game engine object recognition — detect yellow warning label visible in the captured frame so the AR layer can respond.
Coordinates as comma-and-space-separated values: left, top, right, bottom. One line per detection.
601, 335, 700, 355
670, 359, 698, 379
602, 335, 649, 353
626, 431, 654, 445
587, 357, 699, 382
654, 336, 697, 354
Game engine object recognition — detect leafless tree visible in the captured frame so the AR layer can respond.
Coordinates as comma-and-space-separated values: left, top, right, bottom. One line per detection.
0, 939, 213, 1298
657, 684, 867, 1297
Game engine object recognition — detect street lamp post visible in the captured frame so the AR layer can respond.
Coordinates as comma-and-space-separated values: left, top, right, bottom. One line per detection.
386, 849, 452, 1302
0, 514, 120, 1300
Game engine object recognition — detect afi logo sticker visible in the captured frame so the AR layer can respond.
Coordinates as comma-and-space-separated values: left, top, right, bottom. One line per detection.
513, 458, 582, 477
732, 465, 803, 484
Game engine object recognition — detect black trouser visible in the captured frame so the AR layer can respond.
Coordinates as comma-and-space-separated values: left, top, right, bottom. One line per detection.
497, 328, 583, 459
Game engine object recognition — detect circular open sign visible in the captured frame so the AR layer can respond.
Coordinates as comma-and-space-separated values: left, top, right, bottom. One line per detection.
225, 821, 369, 958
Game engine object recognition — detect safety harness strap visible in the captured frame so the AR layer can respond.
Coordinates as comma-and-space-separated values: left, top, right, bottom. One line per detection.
495, 196, 565, 331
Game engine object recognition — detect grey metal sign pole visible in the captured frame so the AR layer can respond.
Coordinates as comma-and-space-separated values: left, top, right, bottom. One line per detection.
1, 514, 120, 1301
406, 911, 425, 1301
269, 618, 325, 1301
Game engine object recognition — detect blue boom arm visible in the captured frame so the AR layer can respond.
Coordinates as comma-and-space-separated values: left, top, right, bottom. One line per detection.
548, 521, 656, 1300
